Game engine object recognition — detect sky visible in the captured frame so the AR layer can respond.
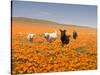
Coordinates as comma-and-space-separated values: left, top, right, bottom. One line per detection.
12, 1, 97, 28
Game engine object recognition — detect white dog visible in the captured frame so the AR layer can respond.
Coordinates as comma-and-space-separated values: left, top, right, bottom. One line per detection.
44, 31, 57, 42
27, 33, 35, 42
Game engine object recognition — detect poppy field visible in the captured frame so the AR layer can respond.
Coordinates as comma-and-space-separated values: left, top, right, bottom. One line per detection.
11, 22, 97, 74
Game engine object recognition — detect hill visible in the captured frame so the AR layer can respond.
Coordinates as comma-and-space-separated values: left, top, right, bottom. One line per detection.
12, 17, 96, 34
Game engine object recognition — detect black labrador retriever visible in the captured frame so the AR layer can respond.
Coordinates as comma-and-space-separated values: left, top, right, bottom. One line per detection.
59, 29, 70, 46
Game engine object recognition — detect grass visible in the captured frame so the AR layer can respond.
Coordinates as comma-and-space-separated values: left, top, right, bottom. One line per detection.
75, 47, 85, 53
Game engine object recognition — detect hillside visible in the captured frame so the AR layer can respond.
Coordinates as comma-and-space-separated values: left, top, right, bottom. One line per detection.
12, 17, 59, 25
12, 17, 97, 35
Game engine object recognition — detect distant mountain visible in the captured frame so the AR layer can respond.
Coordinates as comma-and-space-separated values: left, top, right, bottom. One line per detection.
12, 17, 96, 29
12, 17, 59, 25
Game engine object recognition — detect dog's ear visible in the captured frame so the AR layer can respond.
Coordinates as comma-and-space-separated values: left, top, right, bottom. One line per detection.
64, 30, 66, 32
